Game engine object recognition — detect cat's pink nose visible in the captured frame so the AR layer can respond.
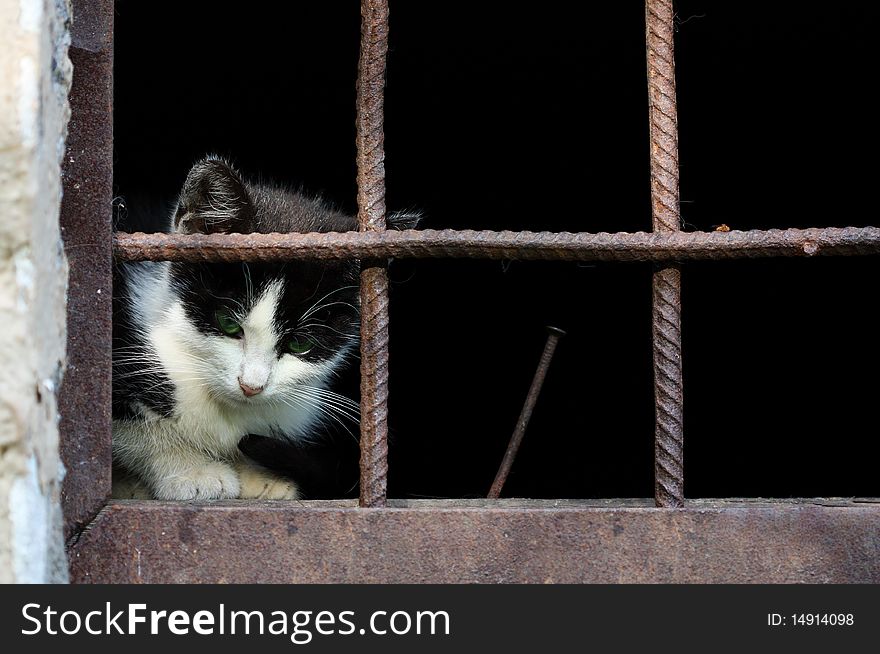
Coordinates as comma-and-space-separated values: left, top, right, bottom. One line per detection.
238, 379, 264, 397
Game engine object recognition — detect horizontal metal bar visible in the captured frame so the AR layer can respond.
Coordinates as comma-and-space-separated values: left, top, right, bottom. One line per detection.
69, 500, 880, 583
114, 226, 880, 263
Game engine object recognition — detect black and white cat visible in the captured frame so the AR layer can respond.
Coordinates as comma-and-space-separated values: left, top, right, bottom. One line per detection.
112, 156, 363, 500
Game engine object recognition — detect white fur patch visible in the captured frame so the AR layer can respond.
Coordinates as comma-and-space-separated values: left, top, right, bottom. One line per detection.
113, 265, 354, 499
238, 279, 281, 391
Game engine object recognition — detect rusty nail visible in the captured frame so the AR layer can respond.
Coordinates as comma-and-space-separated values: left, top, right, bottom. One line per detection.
488, 326, 566, 499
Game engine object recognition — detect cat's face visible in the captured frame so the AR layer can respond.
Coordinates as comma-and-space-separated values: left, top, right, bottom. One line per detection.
170, 260, 358, 407
166, 156, 360, 408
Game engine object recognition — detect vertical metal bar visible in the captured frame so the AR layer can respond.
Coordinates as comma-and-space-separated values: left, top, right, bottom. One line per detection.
60, 0, 115, 539
646, 0, 684, 507
356, 0, 390, 507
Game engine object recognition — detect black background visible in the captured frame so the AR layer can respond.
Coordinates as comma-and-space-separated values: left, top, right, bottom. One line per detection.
114, 1, 879, 500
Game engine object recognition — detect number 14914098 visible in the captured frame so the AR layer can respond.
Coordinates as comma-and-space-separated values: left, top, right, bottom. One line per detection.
768, 613, 854, 627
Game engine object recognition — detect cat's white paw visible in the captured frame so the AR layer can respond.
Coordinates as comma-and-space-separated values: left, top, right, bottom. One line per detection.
153, 462, 241, 500
237, 464, 300, 500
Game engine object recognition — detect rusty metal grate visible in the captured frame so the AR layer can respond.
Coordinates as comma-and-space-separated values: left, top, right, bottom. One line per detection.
59, 0, 880, 584
108, 0, 880, 510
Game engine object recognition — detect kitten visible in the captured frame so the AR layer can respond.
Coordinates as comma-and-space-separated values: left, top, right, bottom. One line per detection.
112, 156, 361, 500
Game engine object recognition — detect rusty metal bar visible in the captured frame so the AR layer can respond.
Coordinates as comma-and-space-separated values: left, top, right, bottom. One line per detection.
489, 327, 565, 498
60, 0, 115, 540
113, 226, 880, 262
356, 0, 390, 508
69, 500, 880, 583
647, 0, 684, 508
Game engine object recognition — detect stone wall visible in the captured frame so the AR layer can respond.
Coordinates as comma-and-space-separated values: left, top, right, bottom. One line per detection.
0, 0, 72, 583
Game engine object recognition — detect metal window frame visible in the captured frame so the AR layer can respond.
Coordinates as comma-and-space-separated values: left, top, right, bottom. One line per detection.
62, 0, 880, 583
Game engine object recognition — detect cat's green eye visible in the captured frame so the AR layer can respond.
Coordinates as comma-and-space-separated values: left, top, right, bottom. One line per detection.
287, 336, 314, 355
215, 311, 242, 336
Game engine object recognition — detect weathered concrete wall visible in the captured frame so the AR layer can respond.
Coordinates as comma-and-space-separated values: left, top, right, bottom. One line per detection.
0, 0, 72, 583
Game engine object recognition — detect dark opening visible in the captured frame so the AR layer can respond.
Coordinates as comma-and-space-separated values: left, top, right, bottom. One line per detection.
114, 0, 878, 500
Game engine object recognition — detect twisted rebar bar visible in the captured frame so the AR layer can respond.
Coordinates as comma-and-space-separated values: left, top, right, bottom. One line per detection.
356, 0, 390, 508
647, 0, 684, 507
114, 226, 880, 263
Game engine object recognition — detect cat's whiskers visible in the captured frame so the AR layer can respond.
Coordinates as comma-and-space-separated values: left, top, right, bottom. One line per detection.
297, 285, 359, 323
242, 263, 255, 310
113, 364, 211, 378
295, 322, 359, 340
273, 386, 360, 441
136, 375, 213, 395
286, 385, 360, 422
299, 301, 359, 325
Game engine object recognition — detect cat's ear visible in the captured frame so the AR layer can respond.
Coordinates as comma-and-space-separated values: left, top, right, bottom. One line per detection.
174, 156, 254, 234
